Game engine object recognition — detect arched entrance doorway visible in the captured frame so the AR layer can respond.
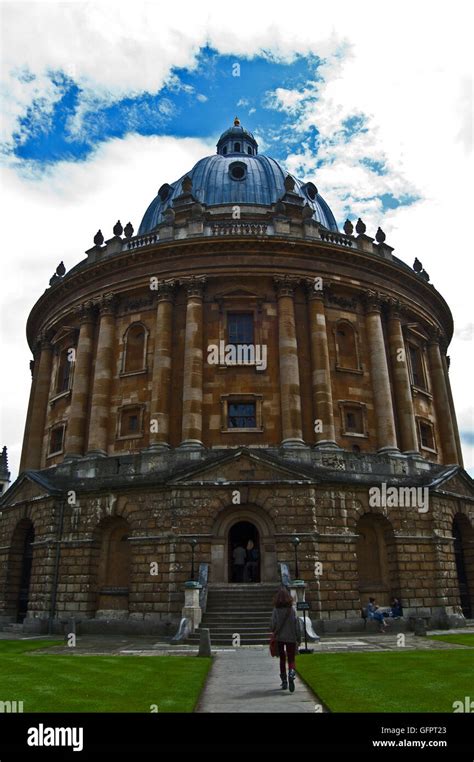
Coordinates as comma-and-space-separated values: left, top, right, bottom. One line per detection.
94, 517, 131, 615
210, 504, 278, 583
6, 519, 35, 622
228, 521, 260, 583
356, 513, 399, 609
453, 514, 474, 618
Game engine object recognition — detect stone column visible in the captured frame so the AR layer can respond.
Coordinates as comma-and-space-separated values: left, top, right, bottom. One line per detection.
64, 302, 95, 458
442, 353, 464, 467
19, 333, 53, 471
427, 330, 458, 464
364, 292, 398, 452
87, 293, 116, 455
387, 301, 418, 453
274, 276, 304, 446
180, 278, 206, 448
306, 283, 337, 447
149, 282, 175, 449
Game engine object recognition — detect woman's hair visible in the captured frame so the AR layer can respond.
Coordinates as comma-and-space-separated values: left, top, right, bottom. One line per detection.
369, 597, 375, 603
273, 587, 293, 608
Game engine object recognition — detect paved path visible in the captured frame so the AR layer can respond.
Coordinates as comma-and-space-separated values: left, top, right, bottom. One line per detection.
196, 646, 321, 713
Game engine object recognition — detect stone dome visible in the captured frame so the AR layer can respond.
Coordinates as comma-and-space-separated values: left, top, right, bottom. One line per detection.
138, 118, 338, 234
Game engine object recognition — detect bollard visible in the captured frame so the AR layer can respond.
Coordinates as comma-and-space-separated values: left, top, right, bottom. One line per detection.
198, 627, 211, 657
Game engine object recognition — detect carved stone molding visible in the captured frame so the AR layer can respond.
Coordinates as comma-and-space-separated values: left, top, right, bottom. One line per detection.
182, 276, 207, 298
75, 300, 96, 324
273, 275, 300, 298
154, 279, 177, 302
363, 289, 386, 314
96, 292, 118, 315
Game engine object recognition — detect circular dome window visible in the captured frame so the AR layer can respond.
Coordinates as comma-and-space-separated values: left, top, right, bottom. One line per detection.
158, 183, 172, 202
303, 181, 318, 200
229, 161, 247, 181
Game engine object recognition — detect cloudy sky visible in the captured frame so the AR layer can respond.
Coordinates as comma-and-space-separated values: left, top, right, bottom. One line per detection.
0, 0, 472, 480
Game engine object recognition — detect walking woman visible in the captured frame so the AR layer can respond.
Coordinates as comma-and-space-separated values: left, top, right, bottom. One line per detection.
270, 587, 301, 692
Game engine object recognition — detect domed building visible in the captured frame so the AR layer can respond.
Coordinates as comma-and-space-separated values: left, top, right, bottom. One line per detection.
1, 118, 473, 639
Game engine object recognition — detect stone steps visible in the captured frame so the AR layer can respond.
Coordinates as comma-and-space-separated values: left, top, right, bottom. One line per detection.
188, 583, 275, 646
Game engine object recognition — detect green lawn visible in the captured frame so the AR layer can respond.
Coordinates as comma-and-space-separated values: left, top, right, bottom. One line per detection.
429, 633, 474, 647
297, 650, 474, 712
0, 639, 211, 712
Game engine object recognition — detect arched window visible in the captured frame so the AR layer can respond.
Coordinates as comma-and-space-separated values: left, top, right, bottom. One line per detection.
122, 323, 147, 374
223, 146, 227, 155
247, 146, 252, 155
234, 142, 241, 152
334, 320, 360, 371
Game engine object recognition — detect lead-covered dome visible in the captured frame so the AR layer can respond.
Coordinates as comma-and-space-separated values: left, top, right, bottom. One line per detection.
138, 118, 338, 234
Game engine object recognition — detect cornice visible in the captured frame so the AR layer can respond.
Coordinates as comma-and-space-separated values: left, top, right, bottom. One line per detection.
26, 235, 454, 350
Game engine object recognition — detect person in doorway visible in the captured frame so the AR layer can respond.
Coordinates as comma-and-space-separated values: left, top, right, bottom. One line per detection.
270, 587, 301, 692
244, 539, 259, 583
232, 543, 246, 583
367, 596, 388, 632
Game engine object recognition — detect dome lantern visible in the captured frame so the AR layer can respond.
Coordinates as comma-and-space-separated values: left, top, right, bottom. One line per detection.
216, 117, 259, 157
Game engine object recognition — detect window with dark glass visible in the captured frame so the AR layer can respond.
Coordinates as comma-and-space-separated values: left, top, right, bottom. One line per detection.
344, 407, 363, 434
409, 344, 426, 389
227, 313, 254, 345
247, 147, 252, 155
419, 421, 435, 449
228, 402, 256, 429
56, 349, 72, 393
234, 142, 241, 152
49, 425, 65, 454
119, 407, 142, 437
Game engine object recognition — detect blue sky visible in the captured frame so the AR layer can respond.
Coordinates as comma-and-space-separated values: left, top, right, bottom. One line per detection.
9, 47, 419, 221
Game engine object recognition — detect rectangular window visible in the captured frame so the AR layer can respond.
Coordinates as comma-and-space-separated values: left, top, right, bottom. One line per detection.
228, 402, 257, 429
345, 408, 363, 433
119, 407, 143, 438
49, 426, 65, 454
419, 421, 435, 450
227, 313, 254, 345
409, 344, 426, 389
57, 350, 72, 393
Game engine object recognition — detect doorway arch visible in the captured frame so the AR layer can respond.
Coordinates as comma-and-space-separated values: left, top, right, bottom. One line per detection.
228, 520, 260, 583
356, 513, 399, 608
211, 504, 278, 583
453, 514, 474, 618
6, 518, 35, 622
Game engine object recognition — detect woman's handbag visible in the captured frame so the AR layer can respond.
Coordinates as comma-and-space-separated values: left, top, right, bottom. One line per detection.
269, 607, 292, 657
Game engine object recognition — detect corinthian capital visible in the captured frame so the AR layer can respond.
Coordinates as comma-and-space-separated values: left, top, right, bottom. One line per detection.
274, 275, 300, 298
75, 300, 96, 324
182, 276, 207, 298
363, 289, 386, 314
97, 292, 118, 315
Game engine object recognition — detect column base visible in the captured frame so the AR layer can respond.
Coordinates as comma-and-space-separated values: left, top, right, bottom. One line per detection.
148, 442, 171, 451
179, 439, 205, 449
62, 453, 84, 461
313, 440, 342, 450
280, 438, 306, 448
85, 449, 108, 457
377, 446, 401, 455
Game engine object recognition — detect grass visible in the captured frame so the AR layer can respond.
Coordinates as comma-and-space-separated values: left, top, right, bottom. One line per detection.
296, 649, 474, 712
0, 639, 211, 712
428, 633, 474, 647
